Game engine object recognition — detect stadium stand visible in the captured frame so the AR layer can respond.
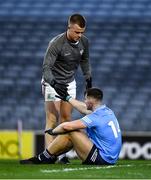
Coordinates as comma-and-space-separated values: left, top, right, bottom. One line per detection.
0, 0, 151, 131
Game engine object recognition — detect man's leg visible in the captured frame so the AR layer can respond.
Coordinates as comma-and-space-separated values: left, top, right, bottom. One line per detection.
58, 84, 75, 163
45, 79, 75, 148
45, 101, 60, 147
20, 134, 73, 164
68, 131, 109, 165
68, 131, 93, 161
60, 101, 73, 123
47, 131, 93, 162
59, 101, 73, 162
45, 100, 74, 163
59, 79, 76, 123
47, 134, 73, 156
20, 131, 92, 164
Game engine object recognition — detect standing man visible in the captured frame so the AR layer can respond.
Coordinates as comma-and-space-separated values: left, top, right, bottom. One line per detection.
42, 14, 92, 162
20, 88, 122, 165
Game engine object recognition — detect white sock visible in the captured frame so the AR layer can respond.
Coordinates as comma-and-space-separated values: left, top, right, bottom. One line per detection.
59, 153, 66, 160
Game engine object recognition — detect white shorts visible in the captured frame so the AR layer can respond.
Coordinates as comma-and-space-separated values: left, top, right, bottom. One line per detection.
43, 80, 76, 102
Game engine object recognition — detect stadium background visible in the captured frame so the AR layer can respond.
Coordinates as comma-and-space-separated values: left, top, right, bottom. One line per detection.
0, 0, 151, 160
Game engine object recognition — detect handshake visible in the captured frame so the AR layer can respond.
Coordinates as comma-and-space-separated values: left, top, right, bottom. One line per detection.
50, 79, 71, 101
49, 77, 92, 101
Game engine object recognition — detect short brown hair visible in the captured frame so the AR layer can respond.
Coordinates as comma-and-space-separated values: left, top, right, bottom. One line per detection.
68, 14, 86, 28
85, 88, 103, 101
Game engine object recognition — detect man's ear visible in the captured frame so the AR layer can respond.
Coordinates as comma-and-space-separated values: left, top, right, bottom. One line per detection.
68, 23, 71, 29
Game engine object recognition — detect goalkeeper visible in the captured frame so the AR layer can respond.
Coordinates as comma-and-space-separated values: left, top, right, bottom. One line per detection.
20, 88, 122, 165
41, 13, 92, 163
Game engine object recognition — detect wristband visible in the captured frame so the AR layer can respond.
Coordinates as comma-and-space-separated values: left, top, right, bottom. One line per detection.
66, 95, 72, 102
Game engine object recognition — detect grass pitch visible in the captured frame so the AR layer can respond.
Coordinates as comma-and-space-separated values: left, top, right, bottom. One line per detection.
0, 159, 151, 179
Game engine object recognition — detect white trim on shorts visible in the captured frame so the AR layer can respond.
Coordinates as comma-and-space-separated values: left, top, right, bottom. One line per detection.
43, 80, 76, 102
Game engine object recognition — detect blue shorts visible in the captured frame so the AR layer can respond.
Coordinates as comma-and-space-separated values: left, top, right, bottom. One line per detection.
82, 144, 111, 165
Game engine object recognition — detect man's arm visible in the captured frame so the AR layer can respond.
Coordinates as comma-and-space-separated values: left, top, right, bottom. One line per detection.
43, 40, 68, 96
52, 120, 86, 135
42, 42, 58, 85
55, 94, 92, 115
80, 37, 92, 83
68, 98, 92, 115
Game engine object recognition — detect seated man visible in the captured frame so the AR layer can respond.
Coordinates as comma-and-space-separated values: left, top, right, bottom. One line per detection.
20, 88, 122, 165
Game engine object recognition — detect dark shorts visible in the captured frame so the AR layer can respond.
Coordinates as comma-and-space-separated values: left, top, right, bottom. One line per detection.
82, 144, 111, 165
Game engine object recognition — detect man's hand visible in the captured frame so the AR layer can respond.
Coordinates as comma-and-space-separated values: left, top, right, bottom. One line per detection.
45, 129, 54, 135
45, 128, 69, 135
86, 77, 92, 89
50, 80, 68, 97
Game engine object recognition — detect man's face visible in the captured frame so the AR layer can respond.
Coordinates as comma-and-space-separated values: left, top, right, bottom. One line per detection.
67, 23, 85, 42
85, 96, 93, 110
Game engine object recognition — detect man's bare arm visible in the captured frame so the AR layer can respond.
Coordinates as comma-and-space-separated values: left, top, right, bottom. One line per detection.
45, 120, 86, 135
68, 98, 92, 115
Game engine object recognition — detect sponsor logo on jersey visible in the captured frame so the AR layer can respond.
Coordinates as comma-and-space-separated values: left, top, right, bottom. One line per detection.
64, 52, 71, 56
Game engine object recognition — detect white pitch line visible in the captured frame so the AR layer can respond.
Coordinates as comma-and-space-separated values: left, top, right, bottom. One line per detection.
41, 164, 133, 173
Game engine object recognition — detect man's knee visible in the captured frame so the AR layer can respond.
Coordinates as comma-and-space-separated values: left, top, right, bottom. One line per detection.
60, 102, 72, 122
60, 108, 72, 122
68, 130, 83, 139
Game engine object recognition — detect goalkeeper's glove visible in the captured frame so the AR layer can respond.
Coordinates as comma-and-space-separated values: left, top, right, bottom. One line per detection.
50, 80, 68, 97
45, 128, 68, 135
45, 129, 54, 135
85, 77, 92, 90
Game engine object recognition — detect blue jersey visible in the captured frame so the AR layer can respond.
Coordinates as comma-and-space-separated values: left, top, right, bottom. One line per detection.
81, 104, 122, 164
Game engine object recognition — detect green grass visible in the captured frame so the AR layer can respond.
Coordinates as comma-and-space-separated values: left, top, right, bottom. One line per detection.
0, 159, 151, 179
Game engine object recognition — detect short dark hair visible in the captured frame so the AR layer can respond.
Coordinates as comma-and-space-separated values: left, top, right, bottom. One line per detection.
85, 88, 103, 101
68, 14, 86, 28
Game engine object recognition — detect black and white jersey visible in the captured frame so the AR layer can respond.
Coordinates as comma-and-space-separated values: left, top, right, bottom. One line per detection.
43, 32, 91, 85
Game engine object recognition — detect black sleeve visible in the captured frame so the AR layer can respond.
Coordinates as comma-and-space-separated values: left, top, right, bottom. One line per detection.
80, 37, 92, 80
42, 41, 60, 85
